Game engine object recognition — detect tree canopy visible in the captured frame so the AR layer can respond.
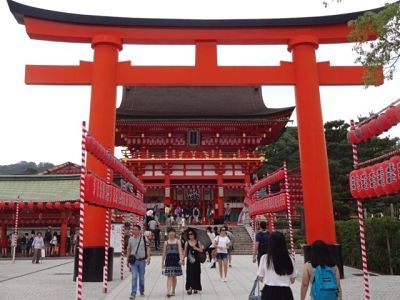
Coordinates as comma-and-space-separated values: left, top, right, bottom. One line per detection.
325, 1, 400, 85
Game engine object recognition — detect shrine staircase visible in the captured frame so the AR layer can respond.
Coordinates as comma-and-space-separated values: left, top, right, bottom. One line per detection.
149, 225, 253, 256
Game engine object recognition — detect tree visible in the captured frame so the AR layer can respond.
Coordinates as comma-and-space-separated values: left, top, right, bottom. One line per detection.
257, 127, 300, 175
325, 1, 400, 85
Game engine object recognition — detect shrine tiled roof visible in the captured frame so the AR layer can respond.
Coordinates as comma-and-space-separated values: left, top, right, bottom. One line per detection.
0, 175, 80, 202
117, 86, 294, 120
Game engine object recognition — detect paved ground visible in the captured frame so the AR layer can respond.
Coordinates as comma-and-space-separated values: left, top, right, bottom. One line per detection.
0, 255, 399, 299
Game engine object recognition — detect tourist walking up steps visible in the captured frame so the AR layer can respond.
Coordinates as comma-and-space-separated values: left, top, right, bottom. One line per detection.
206, 227, 216, 266
162, 228, 184, 298
257, 231, 296, 300
184, 229, 204, 294
127, 225, 151, 300
253, 221, 270, 265
215, 227, 231, 282
300, 240, 342, 300
31, 232, 44, 264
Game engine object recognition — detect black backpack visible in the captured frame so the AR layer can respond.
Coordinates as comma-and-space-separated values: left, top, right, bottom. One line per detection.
258, 231, 270, 255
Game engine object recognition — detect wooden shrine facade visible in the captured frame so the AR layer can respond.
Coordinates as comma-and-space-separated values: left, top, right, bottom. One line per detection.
116, 86, 293, 220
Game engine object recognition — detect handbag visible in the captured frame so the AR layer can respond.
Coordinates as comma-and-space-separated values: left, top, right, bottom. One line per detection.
128, 235, 142, 265
248, 278, 261, 300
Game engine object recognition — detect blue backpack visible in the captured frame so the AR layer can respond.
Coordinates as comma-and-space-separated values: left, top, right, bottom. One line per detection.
311, 265, 339, 300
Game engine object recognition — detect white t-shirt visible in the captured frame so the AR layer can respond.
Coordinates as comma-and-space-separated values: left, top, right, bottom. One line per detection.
214, 235, 230, 254
257, 254, 296, 287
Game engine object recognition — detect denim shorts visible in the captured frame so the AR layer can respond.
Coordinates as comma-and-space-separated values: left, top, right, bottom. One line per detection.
216, 253, 228, 261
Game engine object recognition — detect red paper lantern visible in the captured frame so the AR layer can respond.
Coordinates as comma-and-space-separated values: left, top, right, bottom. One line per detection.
385, 106, 398, 126
27, 201, 34, 209
37, 202, 44, 210
358, 169, 369, 199
365, 167, 377, 198
54, 202, 61, 209
74, 202, 80, 209
18, 201, 25, 209
348, 130, 359, 144
377, 114, 392, 132
373, 163, 386, 196
45, 202, 53, 209
393, 155, 400, 186
349, 170, 359, 198
8, 201, 15, 209
64, 201, 71, 209
0, 201, 5, 209
360, 124, 373, 140
388, 156, 400, 194
395, 103, 400, 122
366, 119, 381, 138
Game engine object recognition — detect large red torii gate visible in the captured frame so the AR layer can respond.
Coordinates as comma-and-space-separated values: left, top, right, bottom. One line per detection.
8, 0, 383, 280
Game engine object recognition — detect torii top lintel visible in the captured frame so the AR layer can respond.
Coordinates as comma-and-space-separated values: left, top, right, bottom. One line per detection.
7, 0, 384, 86
8, 0, 383, 44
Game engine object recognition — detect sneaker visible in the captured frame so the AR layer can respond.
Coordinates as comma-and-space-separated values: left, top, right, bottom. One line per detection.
220, 278, 224, 282
140, 293, 145, 297
223, 278, 228, 282
129, 296, 135, 300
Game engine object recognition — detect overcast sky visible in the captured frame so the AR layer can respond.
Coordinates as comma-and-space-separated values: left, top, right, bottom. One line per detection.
0, 0, 399, 165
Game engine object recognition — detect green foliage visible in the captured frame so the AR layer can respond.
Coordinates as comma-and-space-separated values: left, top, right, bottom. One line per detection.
258, 127, 300, 174
0, 161, 54, 175
333, 200, 351, 220
336, 217, 400, 275
348, 3, 400, 84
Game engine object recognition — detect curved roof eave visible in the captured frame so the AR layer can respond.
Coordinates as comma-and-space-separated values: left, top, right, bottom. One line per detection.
7, 0, 393, 28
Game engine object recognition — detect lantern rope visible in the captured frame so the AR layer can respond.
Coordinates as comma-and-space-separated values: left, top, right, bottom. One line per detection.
356, 97, 400, 127
76, 121, 87, 300
120, 214, 126, 280
12, 198, 20, 264
357, 147, 400, 169
283, 161, 295, 258
350, 119, 371, 300
103, 168, 111, 293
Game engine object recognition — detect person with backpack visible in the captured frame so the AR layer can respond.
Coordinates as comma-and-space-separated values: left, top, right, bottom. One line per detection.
253, 221, 270, 265
127, 225, 151, 300
257, 231, 296, 300
183, 229, 204, 295
300, 240, 342, 300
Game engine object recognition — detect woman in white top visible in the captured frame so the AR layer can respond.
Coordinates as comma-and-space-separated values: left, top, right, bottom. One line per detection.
214, 227, 230, 282
257, 231, 296, 300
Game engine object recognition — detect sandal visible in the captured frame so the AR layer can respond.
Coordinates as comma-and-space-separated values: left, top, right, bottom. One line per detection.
187, 289, 192, 295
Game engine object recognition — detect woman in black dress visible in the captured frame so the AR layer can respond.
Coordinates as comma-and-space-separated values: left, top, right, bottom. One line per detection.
184, 229, 204, 295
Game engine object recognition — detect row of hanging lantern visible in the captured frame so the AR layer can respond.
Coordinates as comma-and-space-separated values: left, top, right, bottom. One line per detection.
348, 104, 400, 144
85, 135, 146, 193
0, 201, 80, 210
349, 155, 400, 199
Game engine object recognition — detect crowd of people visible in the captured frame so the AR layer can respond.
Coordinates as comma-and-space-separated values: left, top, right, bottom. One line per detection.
160, 203, 232, 229
131, 215, 343, 300
127, 218, 236, 300
0, 226, 79, 261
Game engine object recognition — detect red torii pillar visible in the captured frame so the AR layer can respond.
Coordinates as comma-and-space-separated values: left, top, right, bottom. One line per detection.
289, 36, 336, 244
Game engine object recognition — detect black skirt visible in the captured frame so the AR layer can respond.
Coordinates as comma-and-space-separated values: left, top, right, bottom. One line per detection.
261, 285, 293, 300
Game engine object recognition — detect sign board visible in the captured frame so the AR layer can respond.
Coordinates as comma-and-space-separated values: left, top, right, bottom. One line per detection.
110, 223, 123, 253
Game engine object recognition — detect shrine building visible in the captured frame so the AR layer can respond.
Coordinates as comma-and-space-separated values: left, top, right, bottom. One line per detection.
115, 86, 293, 222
